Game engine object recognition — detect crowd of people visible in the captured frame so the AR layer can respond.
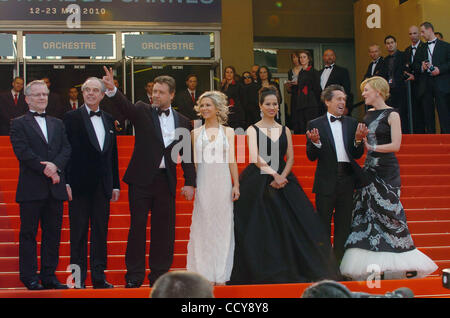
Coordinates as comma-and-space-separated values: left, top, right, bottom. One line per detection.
2, 20, 447, 292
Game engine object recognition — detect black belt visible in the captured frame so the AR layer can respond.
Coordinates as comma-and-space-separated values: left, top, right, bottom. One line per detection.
337, 162, 352, 176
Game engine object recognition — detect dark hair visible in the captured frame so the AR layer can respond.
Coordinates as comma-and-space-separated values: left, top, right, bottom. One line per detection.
302, 280, 353, 298
384, 35, 396, 43
185, 74, 198, 82
321, 84, 346, 103
420, 21, 434, 31
224, 66, 236, 77
150, 271, 214, 298
13, 76, 24, 82
434, 31, 443, 39
258, 86, 280, 104
154, 75, 176, 93
256, 66, 273, 85
298, 50, 313, 66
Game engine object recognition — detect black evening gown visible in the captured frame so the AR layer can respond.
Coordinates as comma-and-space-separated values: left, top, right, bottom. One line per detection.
340, 109, 437, 280
229, 125, 341, 285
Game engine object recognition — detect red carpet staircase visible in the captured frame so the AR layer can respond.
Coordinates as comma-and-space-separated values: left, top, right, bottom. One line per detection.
0, 134, 449, 298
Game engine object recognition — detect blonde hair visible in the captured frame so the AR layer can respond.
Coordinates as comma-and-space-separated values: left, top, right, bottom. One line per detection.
360, 76, 390, 101
194, 91, 229, 125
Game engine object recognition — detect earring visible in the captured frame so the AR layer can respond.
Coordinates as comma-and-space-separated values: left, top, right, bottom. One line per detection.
260, 111, 264, 118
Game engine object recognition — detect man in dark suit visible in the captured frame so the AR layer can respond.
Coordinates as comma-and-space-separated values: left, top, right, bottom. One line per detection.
67, 86, 83, 111
416, 22, 450, 134
306, 84, 367, 263
404, 26, 428, 133
41, 77, 71, 120
63, 77, 120, 289
320, 50, 353, 115
0, 77, 28, 135
100, 78, 127, 134
140, 80, 154, 105
102, 67, 196, 288
174, 74, 202, 121
384, 35, 410, 134
10, 80, 71, 290
363, 45, 388, 81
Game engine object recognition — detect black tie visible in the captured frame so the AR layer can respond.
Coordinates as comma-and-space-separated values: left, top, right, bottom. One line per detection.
428, 40, 437, 45
32, 112, 46, 118
325, 66, 333, 69
158, 108, 170, 117
330, 116, 342, 122
89, 110, 102, 117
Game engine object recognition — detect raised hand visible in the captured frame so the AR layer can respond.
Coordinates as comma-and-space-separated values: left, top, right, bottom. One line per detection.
355, 123, 369, 142
102, 66, 115, 91
306, 128, 320, 144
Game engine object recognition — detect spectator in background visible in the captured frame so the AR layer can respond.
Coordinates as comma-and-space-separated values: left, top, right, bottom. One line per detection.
285, 52, 302, 130
220, 66, 245, 129
0, 76, 28, 135
404, 25, 427, 133
256, 66, 282, 123
319, 49, 353, 115
250, 64, 260, 84
291, 50, 322, 134
174, 74, 202, 122
240, 71, 259, 128
384, 35, 410, 134
435, 32, 444, 40
41, 77, 69, 120
67, 87, 82, 111
416, 22, 450, 134
142, 80, 154, 105
150, 271, 214, 298
363, 44, 388, 81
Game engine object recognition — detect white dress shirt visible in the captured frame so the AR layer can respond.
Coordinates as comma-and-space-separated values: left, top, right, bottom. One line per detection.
371, 58, 381, 76
30, 110, 48, 142
313, 113, 350, 163
85, 106, 105, 151
70, 99, 79, 109
320, 64, 334, 90
427, 37, 437, 63
158, 107, 176, 168
410, 42, 420, 63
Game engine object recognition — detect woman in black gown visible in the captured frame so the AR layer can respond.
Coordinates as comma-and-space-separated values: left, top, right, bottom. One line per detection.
220, 66, 245, 129
229, 87, 341, 285
340, 76, 437, 281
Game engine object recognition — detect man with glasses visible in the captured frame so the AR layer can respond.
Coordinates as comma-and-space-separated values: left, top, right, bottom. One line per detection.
10, 80, 71, 290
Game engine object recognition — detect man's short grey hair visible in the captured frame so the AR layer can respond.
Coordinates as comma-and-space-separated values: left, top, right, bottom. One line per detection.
81, 77, 106, 93
24, 80, 49, 96
321, 84, 346, 103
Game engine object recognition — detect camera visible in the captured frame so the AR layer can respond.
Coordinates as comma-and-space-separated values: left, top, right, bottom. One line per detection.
443, 269, 450, 289
424, 59, 436, 72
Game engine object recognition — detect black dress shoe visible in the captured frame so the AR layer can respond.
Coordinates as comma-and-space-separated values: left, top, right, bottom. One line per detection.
93, 280, 114, 289
125, 281, 142, 288
42, 280, 69, 290
24, 280, 45, 291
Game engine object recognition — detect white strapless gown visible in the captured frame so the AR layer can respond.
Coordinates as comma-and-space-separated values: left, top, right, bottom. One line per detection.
186, 125, 234, 283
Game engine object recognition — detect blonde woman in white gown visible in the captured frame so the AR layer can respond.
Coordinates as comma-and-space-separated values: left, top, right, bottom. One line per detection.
186, 91, 240, 285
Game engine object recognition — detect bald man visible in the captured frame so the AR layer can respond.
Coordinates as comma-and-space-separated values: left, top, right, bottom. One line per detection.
363, 44, 388, 81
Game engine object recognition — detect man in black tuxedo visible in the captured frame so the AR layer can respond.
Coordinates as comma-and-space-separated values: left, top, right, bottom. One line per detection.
404, 26, 428, 133
67, 87, 83, 111
10, 80, 71, 290
41, 77, 71, 120
320, 50, 353, 115
63, 77, 120, 289
0, 77, 28, 135
384, 35, 410, 134
416, 22, 450, 134
174, 74, 202, 121
363, 45, 388, 81
102, 67, 196, 288
306, 85, 367, 263
100, 78, 127, 134
139, 80, 154, 105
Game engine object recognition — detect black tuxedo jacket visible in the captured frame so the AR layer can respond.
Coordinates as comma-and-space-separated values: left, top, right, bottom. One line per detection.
384, 50, 407, 89
363, 57, 388, 81
45, 92, 71, 120
220, 81, 245, 129
320, 65, 353, 109
108, 89, 196, 196
63, 106, 120, 199
10, 112, 71, 202
404, 42, 427, 74
306, 115, 365, 195
174, 89, 202, 120
0, 91, 28, 135
415, 39, 450, 95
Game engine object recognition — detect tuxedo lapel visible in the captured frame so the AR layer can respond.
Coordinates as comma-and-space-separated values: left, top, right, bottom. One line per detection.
25, 112, 47, 144
46, 116, 56, 146
150, 107, 165, 146
326, 67, 337, 87
100, 113, 112, 153
341, 116, 350, 156
80, 105, 102, 152
321, 116, 337, 155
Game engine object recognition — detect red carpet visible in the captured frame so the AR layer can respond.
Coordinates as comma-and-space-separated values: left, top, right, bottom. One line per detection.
0, 134, 449, 298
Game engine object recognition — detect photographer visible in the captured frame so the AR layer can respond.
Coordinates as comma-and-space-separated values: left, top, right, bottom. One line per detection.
415, 22, 450, 134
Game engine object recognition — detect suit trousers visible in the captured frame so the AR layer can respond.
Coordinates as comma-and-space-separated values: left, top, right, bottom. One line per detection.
19, 198, 63, 284
421, 77, 450, 134
125, 170, 176, 286
388, 86, 410, 134
69, 182, 110, 285
315, 169, 355, 264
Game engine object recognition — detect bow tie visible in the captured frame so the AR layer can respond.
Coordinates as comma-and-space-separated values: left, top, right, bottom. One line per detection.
325, 66, 333, 69
32, 112, 46, 118
89, 111, 102, 117
330, 116, 343, 122
157, 108, 170, 117
428, 40, 437, 45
